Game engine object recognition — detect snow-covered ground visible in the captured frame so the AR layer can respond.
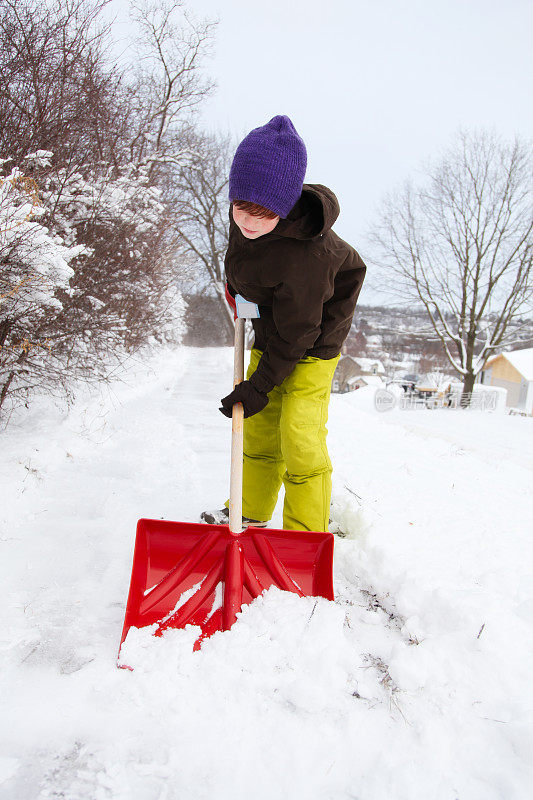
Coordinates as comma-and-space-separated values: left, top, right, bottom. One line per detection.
1, 346, 532, 800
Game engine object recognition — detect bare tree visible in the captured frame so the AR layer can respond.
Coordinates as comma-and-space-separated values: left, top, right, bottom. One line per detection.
126, 0, 217, 175
170, 126, 236, 337
369, 129, 532, 404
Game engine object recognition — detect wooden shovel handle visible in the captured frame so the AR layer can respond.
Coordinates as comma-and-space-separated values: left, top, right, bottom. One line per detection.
229, 318, 245, 534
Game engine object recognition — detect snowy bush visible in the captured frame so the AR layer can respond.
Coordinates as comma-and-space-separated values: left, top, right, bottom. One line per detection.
39, 159, 186, 351
0, 153, 188, 418
0, 166, 86, 412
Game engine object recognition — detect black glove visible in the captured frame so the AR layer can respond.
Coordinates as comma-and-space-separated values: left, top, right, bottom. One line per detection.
220, 380, 269, 419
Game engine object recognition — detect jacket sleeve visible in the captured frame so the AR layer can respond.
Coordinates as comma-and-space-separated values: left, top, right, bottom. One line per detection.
248, 269, 331, 395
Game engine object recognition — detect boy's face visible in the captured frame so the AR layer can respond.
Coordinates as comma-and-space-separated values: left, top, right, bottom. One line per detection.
232, 203, 280, 239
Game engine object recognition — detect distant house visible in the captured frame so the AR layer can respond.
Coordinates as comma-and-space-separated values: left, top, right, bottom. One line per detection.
352, 356, 386, 376
332, 355, 386, 393
347, 374, 384, 390
479, 347, 533, 414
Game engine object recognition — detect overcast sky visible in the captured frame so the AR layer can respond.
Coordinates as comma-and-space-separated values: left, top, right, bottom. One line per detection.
110, 0, 532, 301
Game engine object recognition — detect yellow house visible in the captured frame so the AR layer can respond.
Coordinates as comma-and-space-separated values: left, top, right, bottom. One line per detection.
479, 347, 533, 414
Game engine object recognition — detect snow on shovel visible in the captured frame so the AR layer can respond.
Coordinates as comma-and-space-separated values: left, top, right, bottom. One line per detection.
118, 302, 334, 663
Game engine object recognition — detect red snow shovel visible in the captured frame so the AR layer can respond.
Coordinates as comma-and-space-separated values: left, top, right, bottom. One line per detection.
118, 313, 334, 661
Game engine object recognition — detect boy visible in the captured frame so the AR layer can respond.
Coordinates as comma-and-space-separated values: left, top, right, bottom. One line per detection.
202, 115, 366, 532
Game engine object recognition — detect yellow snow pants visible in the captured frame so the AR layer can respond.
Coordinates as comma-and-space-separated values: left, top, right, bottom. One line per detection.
226, 347, 340, 532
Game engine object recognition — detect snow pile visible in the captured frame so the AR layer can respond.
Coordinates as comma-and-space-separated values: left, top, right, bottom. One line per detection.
1, 346, 532, 799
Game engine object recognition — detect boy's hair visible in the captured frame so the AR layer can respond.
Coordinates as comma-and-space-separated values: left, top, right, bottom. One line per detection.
232, 199, 278, 220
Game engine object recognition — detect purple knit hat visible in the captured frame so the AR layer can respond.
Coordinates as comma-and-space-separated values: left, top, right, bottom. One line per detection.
229, 115, 307, 218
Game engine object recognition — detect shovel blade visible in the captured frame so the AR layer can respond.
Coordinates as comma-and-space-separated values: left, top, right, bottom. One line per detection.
119, 518, 334, 657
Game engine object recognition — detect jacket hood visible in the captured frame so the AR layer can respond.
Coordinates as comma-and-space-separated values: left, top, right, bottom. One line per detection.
275, 183, 340, 240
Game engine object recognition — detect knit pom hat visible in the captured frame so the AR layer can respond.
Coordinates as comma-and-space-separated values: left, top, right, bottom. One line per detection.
228, 115, 307, 218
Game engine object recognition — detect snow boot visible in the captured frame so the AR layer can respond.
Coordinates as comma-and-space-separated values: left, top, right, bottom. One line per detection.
200, 507, 268, 528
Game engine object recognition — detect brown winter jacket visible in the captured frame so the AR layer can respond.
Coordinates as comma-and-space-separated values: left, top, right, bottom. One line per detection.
224, 183, 367, 395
